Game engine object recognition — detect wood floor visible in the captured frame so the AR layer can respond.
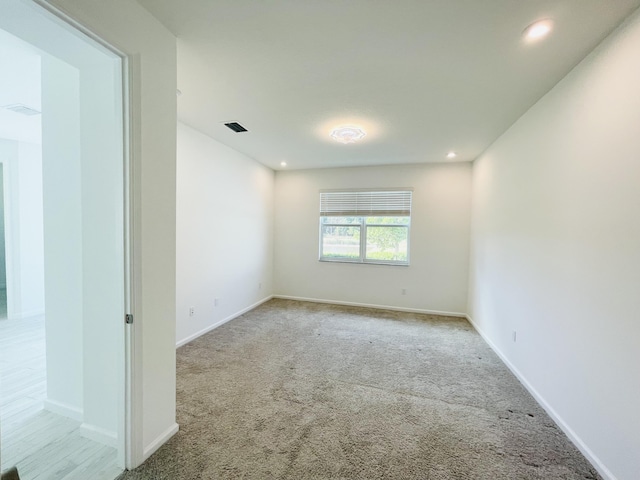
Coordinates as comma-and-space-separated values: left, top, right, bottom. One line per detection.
0, 310, 122, 480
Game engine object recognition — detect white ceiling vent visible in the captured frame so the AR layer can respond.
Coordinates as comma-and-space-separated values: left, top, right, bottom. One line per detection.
2, 104, 41, 116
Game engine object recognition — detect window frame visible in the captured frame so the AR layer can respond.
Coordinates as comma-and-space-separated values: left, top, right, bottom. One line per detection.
318, 189, 412, 266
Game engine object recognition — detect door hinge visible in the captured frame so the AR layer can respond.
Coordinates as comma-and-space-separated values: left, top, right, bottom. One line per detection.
125, 314, 134, 325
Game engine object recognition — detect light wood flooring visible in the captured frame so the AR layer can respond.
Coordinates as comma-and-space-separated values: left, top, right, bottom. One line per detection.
0, 311, 122, 480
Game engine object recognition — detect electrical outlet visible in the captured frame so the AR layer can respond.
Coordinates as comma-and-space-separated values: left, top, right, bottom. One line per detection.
259, 282, 262, 290
401, 288, 407, 295
189, 306, 195, 317
214, 298, 219, 307
512, 331, 517, 342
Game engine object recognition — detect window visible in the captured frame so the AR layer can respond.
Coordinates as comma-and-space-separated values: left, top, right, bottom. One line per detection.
319, 189, 412, 265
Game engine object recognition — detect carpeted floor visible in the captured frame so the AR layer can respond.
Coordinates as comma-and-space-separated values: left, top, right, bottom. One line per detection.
118, 299, 600, 479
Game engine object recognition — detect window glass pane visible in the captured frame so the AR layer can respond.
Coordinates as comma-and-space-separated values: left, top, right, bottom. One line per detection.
321, 225, 360, 259
365, 216, 410, 225
366, 226, 408, 262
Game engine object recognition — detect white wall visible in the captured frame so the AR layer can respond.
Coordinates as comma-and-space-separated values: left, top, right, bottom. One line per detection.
176, 122, 274, 346
468, 10, 640, 480
275, 163, 471, 314
48, 0, 178, 464
0, 165, 5, 289
0, 141, 18, 303
16, 142, 44, 316
41, 55, 84, 420
0, 138, 45, 319
79, 52, 125, 447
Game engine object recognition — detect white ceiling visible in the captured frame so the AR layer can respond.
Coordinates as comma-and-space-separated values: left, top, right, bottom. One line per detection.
138, 0, 640, 170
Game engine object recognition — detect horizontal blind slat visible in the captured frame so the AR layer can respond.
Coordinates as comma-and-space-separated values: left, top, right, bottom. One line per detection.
320, 190, 412, 216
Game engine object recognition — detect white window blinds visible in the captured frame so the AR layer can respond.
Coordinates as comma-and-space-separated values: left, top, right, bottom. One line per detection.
319, 189, 413, 217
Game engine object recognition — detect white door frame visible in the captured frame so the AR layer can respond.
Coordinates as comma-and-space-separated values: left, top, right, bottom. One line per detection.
29, 0, 141, 469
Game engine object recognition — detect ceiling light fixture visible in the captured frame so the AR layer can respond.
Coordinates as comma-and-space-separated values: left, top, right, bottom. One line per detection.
280, 161, 287, 167
524, 19, 553, 41
447, 151, 457, 159
330, 126, 367, 144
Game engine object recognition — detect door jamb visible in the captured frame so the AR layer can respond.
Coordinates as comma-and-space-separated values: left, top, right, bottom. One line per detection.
29, 0, 142, 469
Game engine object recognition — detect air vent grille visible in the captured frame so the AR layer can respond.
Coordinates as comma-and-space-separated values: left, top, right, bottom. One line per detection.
224, 122, 248, 133
2, 104, 41, 116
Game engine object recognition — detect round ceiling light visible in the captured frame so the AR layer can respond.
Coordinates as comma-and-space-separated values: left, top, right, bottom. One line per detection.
330, 126, 367, 144
524, 19, 553, 41
447, 151, 457, 159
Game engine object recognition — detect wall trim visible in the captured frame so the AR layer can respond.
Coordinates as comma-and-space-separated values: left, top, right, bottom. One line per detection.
80, 422, 117, 448
176, 295, 274, 348
44, 398, 83, 422
8, 309, 45, 320
273, 295, 466, 318
142, 422, 179, 462
465, 314, 616, 480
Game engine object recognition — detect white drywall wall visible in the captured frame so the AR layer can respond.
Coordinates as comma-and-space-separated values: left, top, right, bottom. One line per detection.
41, 49, 125, 448
275, 163, 471, 314
41, 55, 84, 418
16, 142, 45, 317
48, 0, 178, 462
0, 139, 45, 318
0, 141, 19, 311
79, 52, 125, 447
0, 165, 5, 289
468, 10, 640, 480
176, 122, 274, 347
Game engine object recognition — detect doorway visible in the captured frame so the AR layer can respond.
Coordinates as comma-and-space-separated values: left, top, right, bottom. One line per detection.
0, 1, 129, 478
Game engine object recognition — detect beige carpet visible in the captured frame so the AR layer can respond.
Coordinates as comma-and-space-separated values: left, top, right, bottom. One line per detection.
119, 299, 600, 479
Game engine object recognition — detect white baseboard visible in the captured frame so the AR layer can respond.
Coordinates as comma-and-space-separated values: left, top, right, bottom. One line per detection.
465, 314, 616, 480
142, 423, 179, 462
176, 295, 464, 350
273, 295, 466, 318
176, 295, 274, 348
80, 422, 117, 448
44, 398, 83, 422
8, 309, 45, 320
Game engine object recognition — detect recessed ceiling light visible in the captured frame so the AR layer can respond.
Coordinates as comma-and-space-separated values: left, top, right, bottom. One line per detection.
524, 19, 553, 41
330, 126, 367, 144
446, 151, 457, 159
280, 161, 287, 167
